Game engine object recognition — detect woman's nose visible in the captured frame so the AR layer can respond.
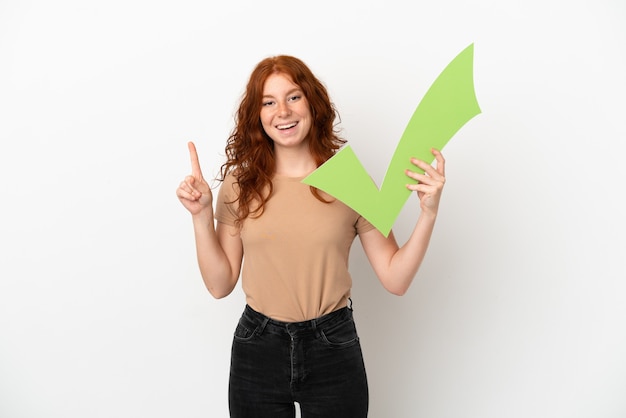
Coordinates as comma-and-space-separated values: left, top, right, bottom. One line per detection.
277, 101, 291, 116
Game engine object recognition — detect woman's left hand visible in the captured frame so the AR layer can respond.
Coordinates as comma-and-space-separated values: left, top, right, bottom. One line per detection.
405, 148, 446, 216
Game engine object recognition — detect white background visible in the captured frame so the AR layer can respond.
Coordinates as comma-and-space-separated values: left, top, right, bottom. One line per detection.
1, 0, 625, 417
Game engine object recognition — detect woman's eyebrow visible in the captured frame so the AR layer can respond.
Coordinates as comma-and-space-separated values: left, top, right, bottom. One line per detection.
262, 88, 302, 99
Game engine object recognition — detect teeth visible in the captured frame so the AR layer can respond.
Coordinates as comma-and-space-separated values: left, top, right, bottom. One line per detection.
277, 122, 297, 130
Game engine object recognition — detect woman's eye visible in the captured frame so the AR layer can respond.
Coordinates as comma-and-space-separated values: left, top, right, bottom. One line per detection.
262, 101, 275, 106
288, 95, 301, 102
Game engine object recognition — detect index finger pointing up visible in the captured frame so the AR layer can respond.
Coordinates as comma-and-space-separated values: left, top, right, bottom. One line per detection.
188, 141, 204, 179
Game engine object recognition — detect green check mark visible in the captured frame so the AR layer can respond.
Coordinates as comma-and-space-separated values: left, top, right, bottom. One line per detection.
302, 43, 481, 237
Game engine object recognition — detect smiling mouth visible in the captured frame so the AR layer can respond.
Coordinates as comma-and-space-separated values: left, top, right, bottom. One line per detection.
276, 122, 298, 130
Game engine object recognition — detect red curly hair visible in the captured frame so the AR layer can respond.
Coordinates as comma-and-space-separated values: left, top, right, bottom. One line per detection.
218, 55, 346, 226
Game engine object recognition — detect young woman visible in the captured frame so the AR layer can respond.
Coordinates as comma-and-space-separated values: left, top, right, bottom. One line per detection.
176, 55, 446, 418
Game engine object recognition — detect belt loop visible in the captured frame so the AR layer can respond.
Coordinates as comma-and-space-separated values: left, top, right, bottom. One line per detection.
311, 317, 320, 339
258, 317, 269, 335
348, 297, 353, 311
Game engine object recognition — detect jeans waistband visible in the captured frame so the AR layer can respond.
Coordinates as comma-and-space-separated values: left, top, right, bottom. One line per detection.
242, 304, 353, 338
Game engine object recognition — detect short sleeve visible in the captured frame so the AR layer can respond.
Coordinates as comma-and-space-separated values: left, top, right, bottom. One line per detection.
214, 173, 239, 226
355, 215, 376, 235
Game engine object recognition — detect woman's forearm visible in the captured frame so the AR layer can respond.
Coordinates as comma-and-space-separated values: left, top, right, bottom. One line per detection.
385, 211, 438, 295
191, 209, 240, 298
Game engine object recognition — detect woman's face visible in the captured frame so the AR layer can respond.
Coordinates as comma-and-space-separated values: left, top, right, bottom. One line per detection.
260, 73, 312, 152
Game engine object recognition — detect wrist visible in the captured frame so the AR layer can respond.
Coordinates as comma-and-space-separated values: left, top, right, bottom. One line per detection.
191, 207, 214, 226
419, 209, 438, 222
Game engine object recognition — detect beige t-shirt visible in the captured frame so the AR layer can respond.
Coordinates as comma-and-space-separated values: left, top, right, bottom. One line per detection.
214, 172, 375, 322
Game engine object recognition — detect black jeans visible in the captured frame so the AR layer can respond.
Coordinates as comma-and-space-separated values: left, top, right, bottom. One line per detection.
229, 304, 369, 418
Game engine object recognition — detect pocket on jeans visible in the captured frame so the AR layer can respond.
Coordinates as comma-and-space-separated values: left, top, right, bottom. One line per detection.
233, 320, 258, 343
319, 318, 360, 348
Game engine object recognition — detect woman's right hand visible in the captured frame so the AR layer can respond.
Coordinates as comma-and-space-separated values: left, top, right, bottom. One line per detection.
176, 141, 213, 215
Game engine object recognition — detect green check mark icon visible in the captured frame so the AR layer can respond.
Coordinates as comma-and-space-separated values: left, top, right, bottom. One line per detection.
302, 43, 481, 237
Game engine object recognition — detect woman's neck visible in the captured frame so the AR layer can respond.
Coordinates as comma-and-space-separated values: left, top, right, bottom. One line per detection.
274, 148, 317, 178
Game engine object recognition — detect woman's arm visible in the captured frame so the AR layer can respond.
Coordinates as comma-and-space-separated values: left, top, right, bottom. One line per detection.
359, 149, 445, 295
176, 142, 243, 298
190, 210, 243, 298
